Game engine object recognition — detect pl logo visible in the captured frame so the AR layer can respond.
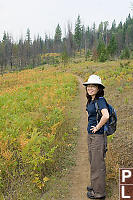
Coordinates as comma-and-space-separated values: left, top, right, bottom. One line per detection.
119, 168, 133, 199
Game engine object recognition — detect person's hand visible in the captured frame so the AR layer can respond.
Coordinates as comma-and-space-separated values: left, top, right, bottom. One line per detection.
90, 126, 98, 133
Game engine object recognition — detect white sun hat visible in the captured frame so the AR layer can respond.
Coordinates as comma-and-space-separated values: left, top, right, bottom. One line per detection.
83, 75, 105, 88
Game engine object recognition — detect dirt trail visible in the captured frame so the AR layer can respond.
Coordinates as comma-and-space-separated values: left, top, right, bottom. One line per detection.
67, 76, 90, 200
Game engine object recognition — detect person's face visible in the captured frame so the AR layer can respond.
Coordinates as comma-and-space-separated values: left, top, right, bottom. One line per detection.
86, 84, 99, 98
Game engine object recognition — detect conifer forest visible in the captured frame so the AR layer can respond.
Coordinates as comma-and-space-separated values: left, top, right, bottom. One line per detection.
0, 14, 133, 73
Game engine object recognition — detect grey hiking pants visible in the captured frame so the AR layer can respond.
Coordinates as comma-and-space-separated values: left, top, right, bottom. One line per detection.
88, 134, 106, 197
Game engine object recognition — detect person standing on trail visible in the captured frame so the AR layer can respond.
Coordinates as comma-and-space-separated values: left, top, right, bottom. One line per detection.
83, 75, 109, 199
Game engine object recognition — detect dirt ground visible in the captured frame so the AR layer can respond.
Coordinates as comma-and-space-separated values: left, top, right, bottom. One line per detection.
66, 76, 91, 200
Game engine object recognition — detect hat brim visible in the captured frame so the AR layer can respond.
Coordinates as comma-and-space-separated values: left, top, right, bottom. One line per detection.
83, 82, 105, 88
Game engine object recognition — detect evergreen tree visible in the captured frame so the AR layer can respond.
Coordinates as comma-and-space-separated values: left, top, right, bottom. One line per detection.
116, 23, 124, 52
125, 14, 132, 26
74, 15, 82, 51
81, 25, 86, 50
97, 22, 103, 40
120, 47, 130, 59
54, 24, 62, 42
25, 28, 32, 65
107, 35, 118, 57
2, 32, 12, 67
26, 28, 32, 44
54, 24, 62, 52
111, 20, 116, 32
97, 39, 107, 62
126, 24, 133, 47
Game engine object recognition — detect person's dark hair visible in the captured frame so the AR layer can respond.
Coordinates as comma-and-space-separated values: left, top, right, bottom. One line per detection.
86, 84, 104, 104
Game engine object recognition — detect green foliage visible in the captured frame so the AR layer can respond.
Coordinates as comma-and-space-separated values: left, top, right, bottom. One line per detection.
74, 15, 82, 50
85, 49, 90, 61
111, 20, 116, 32
120, 47, 130, 59
26, 28, 32, 44
0, 69, 78, 196
107, 35, 118, 56
117, 86, 123, 93
54, 24, 62, 42
41, 53, 61, 65
61, 50, 69, 66
97, 40, 108, 62
125, 97, 129, 104
99, 52, 108, 62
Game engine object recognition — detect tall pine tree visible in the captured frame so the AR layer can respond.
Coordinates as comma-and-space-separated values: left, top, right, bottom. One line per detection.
74, 15, 82, 51
107, 34, 118, 57
54, 24, 62, 52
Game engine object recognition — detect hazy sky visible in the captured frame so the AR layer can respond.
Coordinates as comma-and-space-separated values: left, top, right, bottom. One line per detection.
0, 0, 132, 41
